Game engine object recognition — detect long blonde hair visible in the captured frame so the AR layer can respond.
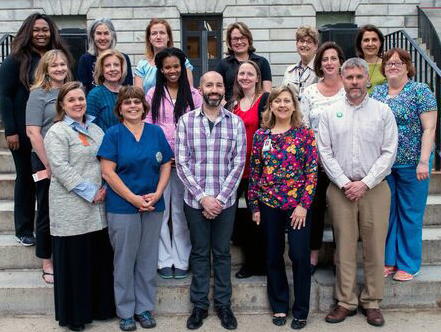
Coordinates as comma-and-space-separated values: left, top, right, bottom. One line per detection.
261, 86, 302, 129
31, 50, 72, 91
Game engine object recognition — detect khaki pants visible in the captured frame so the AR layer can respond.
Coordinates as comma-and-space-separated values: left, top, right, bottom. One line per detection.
327, 181, 390, 310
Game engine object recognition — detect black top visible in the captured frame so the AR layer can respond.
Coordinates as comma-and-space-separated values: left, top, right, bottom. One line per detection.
77, 52, 133, 95
0, 53, 40, 141
215, 52, 272, 102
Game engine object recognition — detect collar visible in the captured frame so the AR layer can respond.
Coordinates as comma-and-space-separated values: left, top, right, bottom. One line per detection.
195, 106, 230, 119
345, 93, 370, 109
63, 115, 95, 135
288, 56, 315, 73
226, 52, 258, 63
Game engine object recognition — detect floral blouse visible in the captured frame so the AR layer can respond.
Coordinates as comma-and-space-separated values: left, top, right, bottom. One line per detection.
371, 80, 437, 166
248, 126, 318, 213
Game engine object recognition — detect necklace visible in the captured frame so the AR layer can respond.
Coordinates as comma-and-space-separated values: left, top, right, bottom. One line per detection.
366, 58, 379, 89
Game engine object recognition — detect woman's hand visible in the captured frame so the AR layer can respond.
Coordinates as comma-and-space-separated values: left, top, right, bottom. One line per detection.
131, 194, 150, 211
93, 187, 107, 204
252, 211, 261, 225
143, 192, 161, 211
416, 161, 429, 181
290, 205, 307, 229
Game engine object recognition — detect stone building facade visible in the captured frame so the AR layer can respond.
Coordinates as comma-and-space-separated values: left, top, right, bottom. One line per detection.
0, 0, 433, 84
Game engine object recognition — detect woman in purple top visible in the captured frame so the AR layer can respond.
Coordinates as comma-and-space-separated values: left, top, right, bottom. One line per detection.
145, 47, 202, 279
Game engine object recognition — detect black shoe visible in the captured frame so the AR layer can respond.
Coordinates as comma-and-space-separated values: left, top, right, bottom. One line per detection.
217, 307, 237, 330
272, 315, 287, 326
310, 264, 317, 275
291, 318, 307, 330
68, 324, 85, 331
187, 307, 208, 330
15, 235, 36, 246
235, 266, 252, 279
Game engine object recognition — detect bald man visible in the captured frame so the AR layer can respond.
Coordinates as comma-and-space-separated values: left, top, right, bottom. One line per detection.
175, 72, 246, 330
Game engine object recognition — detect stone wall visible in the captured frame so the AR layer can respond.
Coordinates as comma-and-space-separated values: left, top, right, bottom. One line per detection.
0, 0, 422, 84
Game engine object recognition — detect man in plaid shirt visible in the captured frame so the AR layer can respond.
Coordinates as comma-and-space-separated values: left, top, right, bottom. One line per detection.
175, 71, 246, 330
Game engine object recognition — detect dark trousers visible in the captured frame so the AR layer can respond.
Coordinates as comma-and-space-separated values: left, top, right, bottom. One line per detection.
184, 203, 236, 310
31, 152, 51, 259
232, 179, 266, 274
260, 202, 311, 319
11, 142, 35, 237
309, 166, 330, 250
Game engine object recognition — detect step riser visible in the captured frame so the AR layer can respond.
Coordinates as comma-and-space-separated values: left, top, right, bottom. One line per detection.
1, 268, 440, 315
0, 181, 14, 200
0, 153, 14, 173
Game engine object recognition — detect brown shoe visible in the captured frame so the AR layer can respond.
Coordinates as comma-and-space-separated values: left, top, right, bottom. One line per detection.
363, 308, 385, 327
325, 305, 357, 323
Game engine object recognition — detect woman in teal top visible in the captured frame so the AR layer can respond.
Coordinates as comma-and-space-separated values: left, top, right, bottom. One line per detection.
372, 48, 437, 282
134, 18, 193, 93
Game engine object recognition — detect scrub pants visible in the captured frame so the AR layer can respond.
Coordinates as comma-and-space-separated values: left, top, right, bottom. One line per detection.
385, 166, 431, 274
158, 169, 191, 270
107, 211, 163, 319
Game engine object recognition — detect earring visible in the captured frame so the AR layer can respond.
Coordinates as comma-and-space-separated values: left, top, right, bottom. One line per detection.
45, 74, 50, 83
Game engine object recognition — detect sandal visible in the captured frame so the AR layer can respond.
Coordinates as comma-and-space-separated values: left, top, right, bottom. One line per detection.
272, 314, 287, 326
42, 270, 54, 284
384, 265, 397, 278
393, 270, 417, 282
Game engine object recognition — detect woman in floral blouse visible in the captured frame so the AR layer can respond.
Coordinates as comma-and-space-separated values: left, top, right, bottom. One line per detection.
248, 85, 317, 329
372, 48, 437, 282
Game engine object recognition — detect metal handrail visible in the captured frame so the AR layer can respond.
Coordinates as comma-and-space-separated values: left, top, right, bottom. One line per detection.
384, 29, 441, 170
418, 6, 441, 73
0, 34, 14, 62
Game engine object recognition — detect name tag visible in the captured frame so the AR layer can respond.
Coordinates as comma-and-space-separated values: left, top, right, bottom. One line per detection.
262, 138, 272, 152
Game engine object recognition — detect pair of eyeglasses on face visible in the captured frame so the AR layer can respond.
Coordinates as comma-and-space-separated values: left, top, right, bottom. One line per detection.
231, 36, 247, 44
385, 62, 405, 69
122, 99, 142, 106
297, 38, 314, 46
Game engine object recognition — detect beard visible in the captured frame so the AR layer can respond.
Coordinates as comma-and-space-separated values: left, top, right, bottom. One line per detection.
203, 92, 223, 107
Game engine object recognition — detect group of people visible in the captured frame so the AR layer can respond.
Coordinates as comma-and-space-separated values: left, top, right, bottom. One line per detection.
0, 11, 437, 332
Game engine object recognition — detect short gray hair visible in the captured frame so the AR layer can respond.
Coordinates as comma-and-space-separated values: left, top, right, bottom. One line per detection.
87, 18, 117, 56
341, 57, 369, 76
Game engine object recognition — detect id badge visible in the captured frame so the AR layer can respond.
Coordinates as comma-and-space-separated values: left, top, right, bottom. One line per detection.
262, 138, 272, 152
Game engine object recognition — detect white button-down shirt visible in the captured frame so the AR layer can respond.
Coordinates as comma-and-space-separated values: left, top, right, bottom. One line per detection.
317, 95, 398, 189
282, 57, 318, 100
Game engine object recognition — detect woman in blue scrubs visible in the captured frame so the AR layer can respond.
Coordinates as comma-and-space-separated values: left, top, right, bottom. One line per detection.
98, 86, 172, 331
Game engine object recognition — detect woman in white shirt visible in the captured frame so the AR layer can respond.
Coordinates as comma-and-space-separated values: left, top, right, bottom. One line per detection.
300, 42, 346, 274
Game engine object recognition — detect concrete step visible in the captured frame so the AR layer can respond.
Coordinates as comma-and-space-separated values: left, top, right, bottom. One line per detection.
429, 172, 441, 194
0, 235, 41, 270
0, 150, 14, 173
0, 130, 7, 149
1, 265, 441, 315
0, 174, 15, 200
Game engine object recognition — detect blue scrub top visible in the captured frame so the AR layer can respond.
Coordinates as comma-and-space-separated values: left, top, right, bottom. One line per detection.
97, 123, 173, 214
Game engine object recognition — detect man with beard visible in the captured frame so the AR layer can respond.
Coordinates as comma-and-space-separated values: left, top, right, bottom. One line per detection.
317, 58, 397, 327
175, 71, 246, 330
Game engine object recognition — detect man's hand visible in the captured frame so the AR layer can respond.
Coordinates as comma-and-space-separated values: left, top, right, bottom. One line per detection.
6, 134, 19, 151
200, 196, 223, 219
344, 181, 368, 201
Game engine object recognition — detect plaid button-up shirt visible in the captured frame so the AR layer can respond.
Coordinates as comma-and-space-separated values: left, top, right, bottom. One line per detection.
175, 106, 246, 209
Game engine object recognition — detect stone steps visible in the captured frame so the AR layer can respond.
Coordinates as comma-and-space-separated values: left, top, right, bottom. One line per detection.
1, 265, 441, 315
1, 227, 441, 270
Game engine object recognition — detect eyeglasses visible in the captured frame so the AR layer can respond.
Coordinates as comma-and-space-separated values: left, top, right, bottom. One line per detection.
297, 39, 314, 46
385, 62, 405, 69
231, 36, 248, 44
122, 99, 142, 106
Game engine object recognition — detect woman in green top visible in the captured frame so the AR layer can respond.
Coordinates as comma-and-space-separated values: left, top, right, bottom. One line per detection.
355, 24, 386, 94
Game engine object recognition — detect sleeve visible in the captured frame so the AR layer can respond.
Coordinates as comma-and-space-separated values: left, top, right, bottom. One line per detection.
26, 90, 45, 127
416, 83, 437, 114
96, 128, 118, 163
317, 110, 351, 188
123, 53, 134, 86
259, 56, 272, 81
0, 56, 20, 136
77, 54, 93, 94
361, 106, 398, 189
86, 88, 102, 122
282, 66, 291, 87
247, 131, 263, 213
215, 59, 227, 84
145, 88, 154, 124
175, 116, 206, 202
134, 59, 146, 78
299, 128, 318, 209
184, 58, 194, 71
44, 127, 88, 191
300, 88, 311, 127
157, 125, 174, 161
216, 119, 246, 204
72, 181, 98, 202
